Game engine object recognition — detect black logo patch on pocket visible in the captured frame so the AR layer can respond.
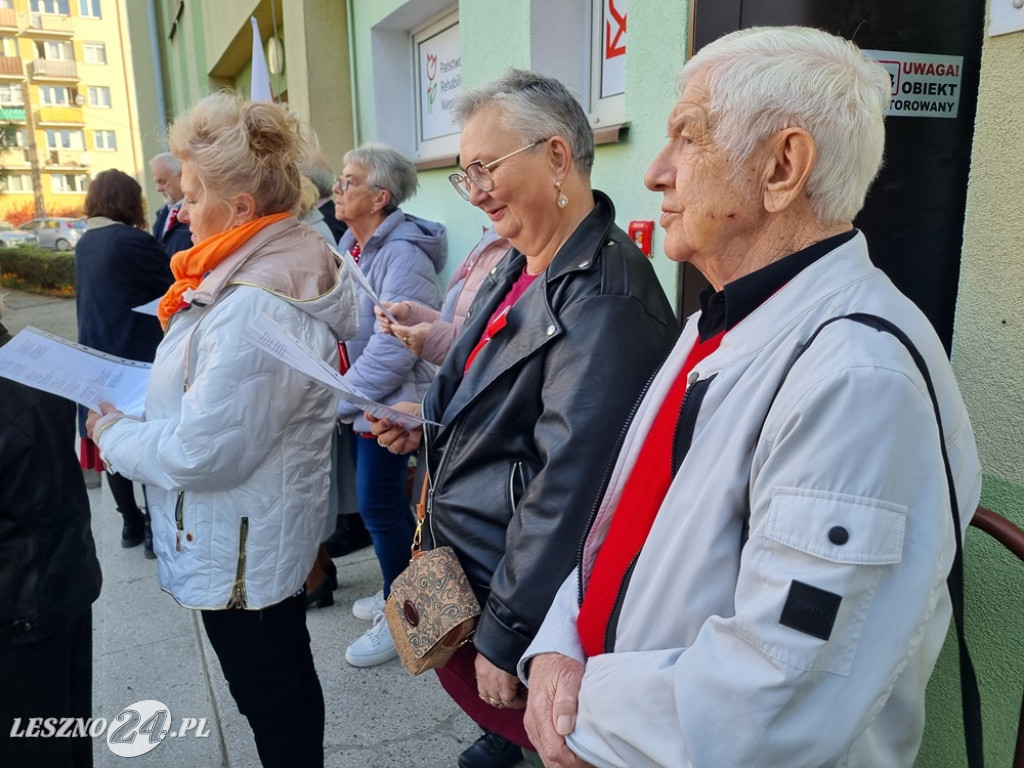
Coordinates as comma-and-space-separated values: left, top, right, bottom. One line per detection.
779, 580, 842, 641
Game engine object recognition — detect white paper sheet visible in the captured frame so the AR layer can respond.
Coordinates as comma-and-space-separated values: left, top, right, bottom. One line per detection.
132, 297, 161, 316
331, 246, 398, 324
0, 326, 150, 416
241, 314, 437, 430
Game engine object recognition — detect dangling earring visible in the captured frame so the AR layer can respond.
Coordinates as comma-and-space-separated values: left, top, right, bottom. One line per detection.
555, 181, 568, 209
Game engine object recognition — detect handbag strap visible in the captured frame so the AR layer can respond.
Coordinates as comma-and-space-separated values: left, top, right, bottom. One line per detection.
410, 470, 430, 559
761, 312, 984, 768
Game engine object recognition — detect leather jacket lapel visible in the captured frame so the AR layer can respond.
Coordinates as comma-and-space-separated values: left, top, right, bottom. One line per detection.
440, 280, 561, 426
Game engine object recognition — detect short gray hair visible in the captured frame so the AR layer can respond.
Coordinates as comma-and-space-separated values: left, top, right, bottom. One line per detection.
343, 143, 418, 212
680, 26, 891, 224
300, 151, 336, 198
454, 69, 594, 177
149, 151, 181, 175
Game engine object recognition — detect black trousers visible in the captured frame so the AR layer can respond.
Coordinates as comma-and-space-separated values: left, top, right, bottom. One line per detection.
201, 592, 324, 768
0, 608, 94, 768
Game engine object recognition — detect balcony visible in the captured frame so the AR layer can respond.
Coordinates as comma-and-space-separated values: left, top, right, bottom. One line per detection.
0, 7, 17, 31
0, 56, 22, 78
45, 148, 89, 168
0, 146, 31, 168
26, 58, 78, 81
26, 12, 74, 38
0, 107, 26, 122
35, 105, 84, 125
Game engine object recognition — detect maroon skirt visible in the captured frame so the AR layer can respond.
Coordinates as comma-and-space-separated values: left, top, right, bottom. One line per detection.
435, 641, 532, 750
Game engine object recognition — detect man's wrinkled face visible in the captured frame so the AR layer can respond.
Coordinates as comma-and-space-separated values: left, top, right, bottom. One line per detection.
644, 68, 767, 275
151, 160, 183, 205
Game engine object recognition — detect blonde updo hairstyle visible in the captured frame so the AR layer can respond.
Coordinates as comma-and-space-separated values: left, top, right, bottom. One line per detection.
168, 91, 306, 219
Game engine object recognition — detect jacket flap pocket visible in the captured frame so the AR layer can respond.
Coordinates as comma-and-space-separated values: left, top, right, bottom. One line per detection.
764, 488, 906, 565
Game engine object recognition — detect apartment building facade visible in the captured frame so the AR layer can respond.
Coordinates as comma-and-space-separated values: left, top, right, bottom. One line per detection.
0, 0, 143, 222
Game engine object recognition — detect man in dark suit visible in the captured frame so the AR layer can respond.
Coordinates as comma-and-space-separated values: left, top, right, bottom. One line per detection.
301, 152, 348, 244
149, 152, 193, 256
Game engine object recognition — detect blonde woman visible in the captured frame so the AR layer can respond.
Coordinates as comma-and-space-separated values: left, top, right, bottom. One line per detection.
87, 92, 358, 767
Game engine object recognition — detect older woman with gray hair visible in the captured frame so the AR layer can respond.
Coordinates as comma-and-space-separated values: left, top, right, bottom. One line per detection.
367, 69, 677, 767
331, 143, 446, 668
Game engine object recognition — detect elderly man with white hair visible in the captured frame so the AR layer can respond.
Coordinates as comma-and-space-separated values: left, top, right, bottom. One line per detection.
520, 26, 981, 768
149, 151, 193, 256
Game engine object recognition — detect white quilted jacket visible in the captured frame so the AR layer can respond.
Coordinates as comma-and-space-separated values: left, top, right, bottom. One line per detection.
98, 217, 359, 610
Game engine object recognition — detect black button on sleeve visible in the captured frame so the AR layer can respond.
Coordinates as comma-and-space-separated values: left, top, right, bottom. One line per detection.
828, 526, 850, 545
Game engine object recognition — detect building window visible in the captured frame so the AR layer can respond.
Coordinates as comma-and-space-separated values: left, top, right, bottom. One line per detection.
590, 0, 626, 125
0, 37, 16, 57
82, 42, 106, 64
369, 2, 461, 163
31, 0, 69, 13
39, 85, 72, 106
45, 129, 84, 150
0, 1, 14, 9
51, 172, 88, 193
530, 0, 627, 133
2, 174, 33, 193
411, 10, 461, 161
37, 40, 73, 60
88, 85, 110, 107
78, 0, 100, 18
0, 83, 23, 107
93, 129, 115, 150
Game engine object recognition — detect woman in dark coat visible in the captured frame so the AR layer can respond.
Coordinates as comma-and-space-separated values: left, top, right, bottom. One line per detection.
75, 169, 173, 555
0, 299, 103, 768
369, 70, 678, 768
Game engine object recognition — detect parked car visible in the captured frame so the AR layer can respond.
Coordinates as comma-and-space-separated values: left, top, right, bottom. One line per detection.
20, 217, 86, 251
0, 221, 36, 248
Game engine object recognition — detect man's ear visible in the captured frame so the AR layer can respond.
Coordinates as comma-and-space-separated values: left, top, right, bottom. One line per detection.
762, 128, 816, 214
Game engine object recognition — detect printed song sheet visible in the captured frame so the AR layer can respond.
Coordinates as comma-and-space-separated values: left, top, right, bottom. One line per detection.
242, 314, 437, 430
0, 326, 150, 416
332, 246, 398, 324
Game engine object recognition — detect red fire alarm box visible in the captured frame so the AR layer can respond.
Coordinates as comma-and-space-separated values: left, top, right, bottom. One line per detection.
628, 220, 654, 257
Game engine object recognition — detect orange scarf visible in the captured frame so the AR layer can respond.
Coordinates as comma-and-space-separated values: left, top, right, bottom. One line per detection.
157, 212, 291, 329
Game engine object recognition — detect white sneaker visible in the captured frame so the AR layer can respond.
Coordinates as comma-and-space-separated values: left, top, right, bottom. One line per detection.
352, 589, 386, 621
345, 612, 397, 667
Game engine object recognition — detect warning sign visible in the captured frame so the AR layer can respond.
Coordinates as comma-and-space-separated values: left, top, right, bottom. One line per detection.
864, 50, 964, 119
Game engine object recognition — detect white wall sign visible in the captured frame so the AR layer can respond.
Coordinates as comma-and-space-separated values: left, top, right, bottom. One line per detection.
866, 50, 964, 119
988, 0, 1024, 37
600, 0, 626, 98
417, 21, 461, 143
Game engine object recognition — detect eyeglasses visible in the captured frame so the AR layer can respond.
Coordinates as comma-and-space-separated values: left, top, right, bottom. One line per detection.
334, 175, 378, 193
448, 138, 550, 201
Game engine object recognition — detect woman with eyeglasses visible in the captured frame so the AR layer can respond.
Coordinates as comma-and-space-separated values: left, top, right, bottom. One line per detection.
368, 69, 678, 768
330, 143, 447, 668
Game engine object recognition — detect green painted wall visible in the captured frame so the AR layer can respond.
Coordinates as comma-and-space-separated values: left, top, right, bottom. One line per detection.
348, 0, 688, 300
918, 23, 1024, 768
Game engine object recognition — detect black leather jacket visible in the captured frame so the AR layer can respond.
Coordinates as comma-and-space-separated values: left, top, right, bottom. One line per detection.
422, 192, 678, 673
0, 323, 102, 646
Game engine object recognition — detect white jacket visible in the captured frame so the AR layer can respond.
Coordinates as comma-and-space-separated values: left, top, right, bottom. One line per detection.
98, 217, 359, 610
522, 233, 981, 768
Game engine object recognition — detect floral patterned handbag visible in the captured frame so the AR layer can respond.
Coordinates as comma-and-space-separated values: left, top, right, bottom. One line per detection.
384, 475, 480, 675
